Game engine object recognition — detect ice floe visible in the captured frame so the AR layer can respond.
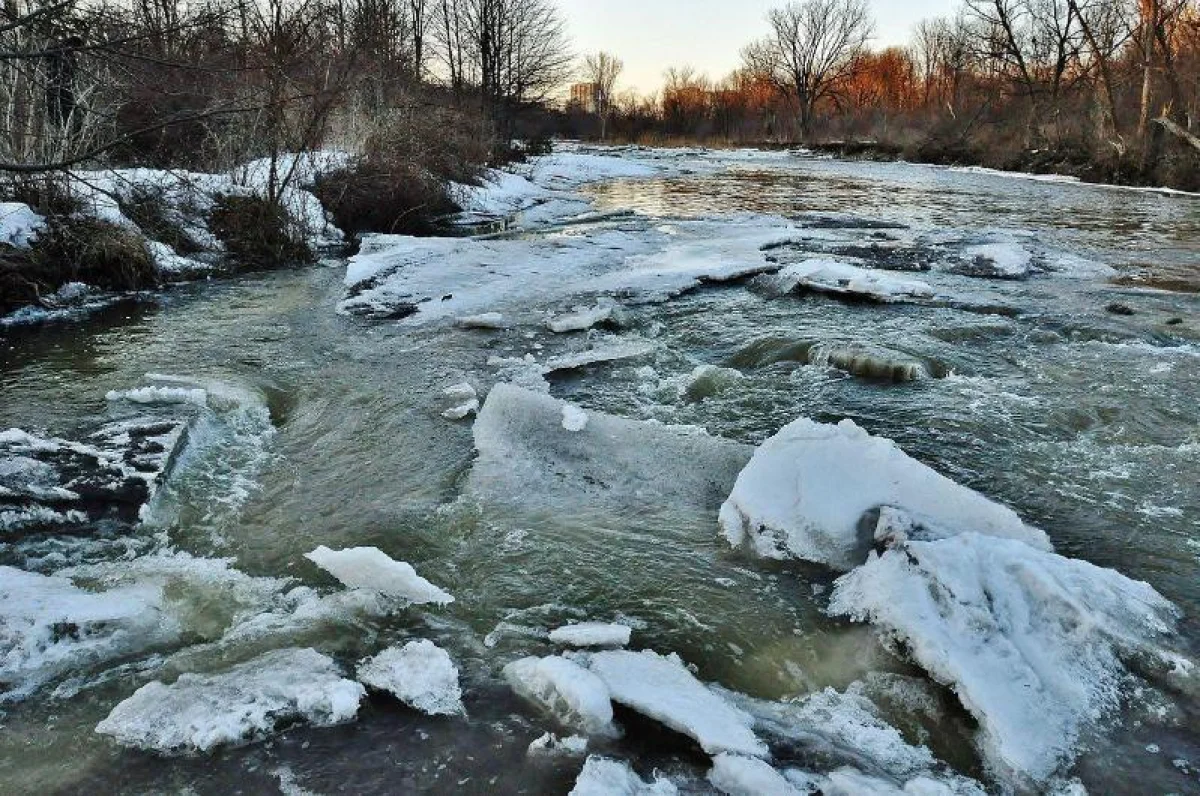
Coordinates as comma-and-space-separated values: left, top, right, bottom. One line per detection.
719, 417, 1050, 570
469, 384, 750, 511
549, 622, 632, 648
708, 754, 800, 795
456, 312, 508, 329
528, 731, 589, 757
587, 650, 767, 758
304, 546, 454, 605
356, 639, 464, 716
95, 647, 364, 754
954, 243, 1038, 280
504, 655, 618, 737
548, 302, 620, 333
774, 259, 935, 302
569, 756, 678, 795
829, 533, 1182, 784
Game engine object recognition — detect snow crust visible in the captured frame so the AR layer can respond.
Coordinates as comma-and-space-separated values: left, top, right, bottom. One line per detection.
304, 546, 454, 605
829, 533, 1181, 784
356, 639, 464, 716
95, 647, 364, 754
719, 417, 1050, 570
775, 259, 935, 302
549, 622, 632, 648
0, 202, 45, 248
504, 655, 618, 737
587, 650, 766, 758
569, 756, 678, 796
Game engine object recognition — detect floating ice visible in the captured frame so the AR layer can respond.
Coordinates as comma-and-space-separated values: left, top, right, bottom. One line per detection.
504, 655, 617, 737
709, 754, 800, 796
304, 546, 454, 605
106, 386, 209, 406
469, 384, 750, 511
549, 622, 632, 648
357, 639, 464, 716
443, 382, 478, 403
456, 312, 508, 330
954, 244, 1037, 280
587, 650, 767, 758
548, 303, 618, 333
569, 756, 678, 796
0, 202, 45, 248
543, 339, 658, 373
442, 400, 480, 421
719, 417, 1050, 570
775, 259, 935, 302
528, 732, 589, 757
829, 533, 1181, 783
96, 648, 364, 754
0, 566, 171, 703
561, 405, 590, 433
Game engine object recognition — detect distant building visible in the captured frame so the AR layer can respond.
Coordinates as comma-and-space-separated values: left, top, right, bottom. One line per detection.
570, 82, 600, 114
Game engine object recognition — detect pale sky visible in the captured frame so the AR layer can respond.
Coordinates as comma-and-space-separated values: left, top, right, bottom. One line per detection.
557, 0, 961, 94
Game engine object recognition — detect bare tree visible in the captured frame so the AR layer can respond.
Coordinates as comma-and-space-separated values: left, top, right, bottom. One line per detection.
581, 51, 623, 139
746, 0, 874, 137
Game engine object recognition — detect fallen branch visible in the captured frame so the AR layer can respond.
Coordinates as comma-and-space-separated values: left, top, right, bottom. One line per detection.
1154, 117, 1200, 153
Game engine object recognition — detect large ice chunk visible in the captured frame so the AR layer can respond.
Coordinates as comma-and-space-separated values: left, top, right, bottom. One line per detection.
569, 756, 678, 796
503, 655, 617, 737
470, 384, 750, 511
829, 533, 1181, 783
0, 567, 171, 703
775, 259, 935, 302
719, 418, 1050, 570
304, 546, 454, 605
357, 639, 464, 716
95, 648, 364, 754
587, 650, 767, 758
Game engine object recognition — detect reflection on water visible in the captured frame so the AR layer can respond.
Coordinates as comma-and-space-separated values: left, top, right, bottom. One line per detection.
1, 156, 1198, 794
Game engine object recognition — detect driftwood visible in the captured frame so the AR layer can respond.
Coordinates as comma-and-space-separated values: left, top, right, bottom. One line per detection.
1155, 117, 1200, 153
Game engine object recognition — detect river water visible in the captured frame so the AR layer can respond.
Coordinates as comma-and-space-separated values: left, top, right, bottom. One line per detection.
1, 149, 1198, 794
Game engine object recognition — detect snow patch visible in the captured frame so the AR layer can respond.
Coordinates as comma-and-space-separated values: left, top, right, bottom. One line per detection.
775, 259, 935, 302
0, 202, 45, 248
561, 404, 590, 433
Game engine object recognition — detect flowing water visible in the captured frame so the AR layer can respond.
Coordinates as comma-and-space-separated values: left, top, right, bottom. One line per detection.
1, 151, 1199, 794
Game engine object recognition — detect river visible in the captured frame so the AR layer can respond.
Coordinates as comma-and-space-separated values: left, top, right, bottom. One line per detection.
1, 147, 1198, 794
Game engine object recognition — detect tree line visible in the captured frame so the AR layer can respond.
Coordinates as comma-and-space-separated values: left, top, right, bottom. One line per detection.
0, 0, 571, 178
567, 0, 1200, 187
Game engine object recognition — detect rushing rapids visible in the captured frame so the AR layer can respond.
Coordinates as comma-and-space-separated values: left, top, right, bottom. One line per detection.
1, 145, 1198, 794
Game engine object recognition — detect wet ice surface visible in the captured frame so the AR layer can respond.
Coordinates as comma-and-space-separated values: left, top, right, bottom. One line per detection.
0, 144, 1198, 794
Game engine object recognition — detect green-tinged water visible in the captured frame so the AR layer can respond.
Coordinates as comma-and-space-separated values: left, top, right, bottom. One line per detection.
1, 154, 1198, 794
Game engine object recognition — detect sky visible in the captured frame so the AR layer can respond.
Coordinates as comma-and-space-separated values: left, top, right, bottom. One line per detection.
556, 0, 961, 94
